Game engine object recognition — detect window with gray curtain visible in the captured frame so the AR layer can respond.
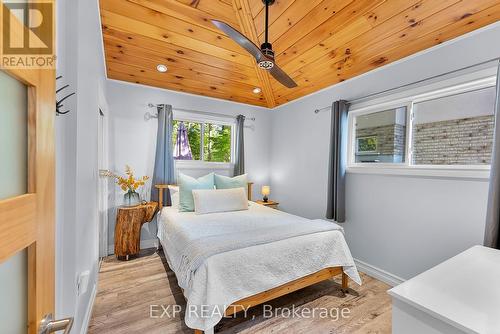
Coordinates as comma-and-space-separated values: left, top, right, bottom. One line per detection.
484, 61, 500, 250
326, 100, 349, 222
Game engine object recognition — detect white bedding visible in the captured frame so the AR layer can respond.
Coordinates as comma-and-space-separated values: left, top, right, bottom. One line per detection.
158, 202, 361, 331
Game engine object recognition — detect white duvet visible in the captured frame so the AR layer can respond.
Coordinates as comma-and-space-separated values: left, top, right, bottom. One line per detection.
158, 202, 361, 331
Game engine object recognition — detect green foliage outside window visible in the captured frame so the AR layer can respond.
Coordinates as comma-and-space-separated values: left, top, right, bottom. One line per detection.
204, 123, 232, 162
172, 120, 231, 162
357, 137, 378, 153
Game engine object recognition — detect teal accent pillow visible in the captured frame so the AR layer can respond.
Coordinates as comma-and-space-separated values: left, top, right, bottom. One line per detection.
178, 173, 215, 212
214, 174, 248, 198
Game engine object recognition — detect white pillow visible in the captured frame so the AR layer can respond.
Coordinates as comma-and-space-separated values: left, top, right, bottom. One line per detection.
168, 185, 180, 207
192, 188, 248, 215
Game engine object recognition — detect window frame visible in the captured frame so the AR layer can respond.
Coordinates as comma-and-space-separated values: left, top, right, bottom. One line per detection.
348, 101, 413, 168
172, 113, 235, 169
347, 74, 497, 179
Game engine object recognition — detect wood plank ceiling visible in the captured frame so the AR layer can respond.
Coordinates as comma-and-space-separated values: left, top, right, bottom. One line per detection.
100, 0, 500, 108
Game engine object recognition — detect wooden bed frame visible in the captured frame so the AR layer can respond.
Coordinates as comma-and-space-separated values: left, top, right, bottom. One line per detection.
155, 183, 349, 334
155, 182, 254, 208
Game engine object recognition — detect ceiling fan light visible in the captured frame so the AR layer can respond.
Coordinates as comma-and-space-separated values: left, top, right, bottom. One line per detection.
258, 59, 274, 70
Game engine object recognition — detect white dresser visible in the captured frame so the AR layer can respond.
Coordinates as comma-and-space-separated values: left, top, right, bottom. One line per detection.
388, 245, 500, 334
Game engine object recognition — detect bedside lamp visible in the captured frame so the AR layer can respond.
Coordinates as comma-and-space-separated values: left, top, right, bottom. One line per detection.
261, 186, 270, 203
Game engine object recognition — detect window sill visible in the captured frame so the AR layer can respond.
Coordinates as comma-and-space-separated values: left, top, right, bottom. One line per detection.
174, 160, 233, 170
346, 166, 490, 180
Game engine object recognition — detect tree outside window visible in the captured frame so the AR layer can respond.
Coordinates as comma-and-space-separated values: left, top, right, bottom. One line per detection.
172, 120, 232, 163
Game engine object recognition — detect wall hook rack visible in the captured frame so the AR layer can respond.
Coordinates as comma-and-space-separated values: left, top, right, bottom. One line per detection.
56, 75, 76, 116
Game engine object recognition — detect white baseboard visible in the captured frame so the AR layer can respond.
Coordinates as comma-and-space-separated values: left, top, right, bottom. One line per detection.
80, 282, 97, 334
354, 258, 405, 287
107, 238, 159, 255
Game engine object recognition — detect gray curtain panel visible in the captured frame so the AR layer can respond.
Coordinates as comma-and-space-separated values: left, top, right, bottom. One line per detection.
151, 104, 175, 207
484, 61, 500, 249
233, 114, 246, 176
326, 100, 350, 222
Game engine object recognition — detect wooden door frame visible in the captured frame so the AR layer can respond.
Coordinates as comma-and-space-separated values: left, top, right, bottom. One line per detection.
0, 65, 55, 334
0, 0, 56, 332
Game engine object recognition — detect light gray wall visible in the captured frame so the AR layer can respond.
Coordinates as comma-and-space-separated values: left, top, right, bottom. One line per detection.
55, 0, 78, 324
105, 80, 273, 247
345, 175, 488, 279
55, 0, 108, 332
270, 22, 500, 280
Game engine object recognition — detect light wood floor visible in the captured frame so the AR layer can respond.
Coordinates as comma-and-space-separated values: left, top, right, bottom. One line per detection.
88, 249, 392, 334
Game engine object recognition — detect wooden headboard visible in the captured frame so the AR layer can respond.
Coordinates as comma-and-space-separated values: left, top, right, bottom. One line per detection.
155, 182, 254, 208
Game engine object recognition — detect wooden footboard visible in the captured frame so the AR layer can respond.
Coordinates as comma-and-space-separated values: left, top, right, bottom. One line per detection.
193, 267, 348, 333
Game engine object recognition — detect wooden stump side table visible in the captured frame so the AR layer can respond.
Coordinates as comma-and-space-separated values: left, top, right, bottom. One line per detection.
114, 201, 158, 260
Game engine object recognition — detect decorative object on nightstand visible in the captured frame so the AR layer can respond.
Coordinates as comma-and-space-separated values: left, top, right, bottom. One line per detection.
261, 185, 270, 202
102, 165, 150, 207
255, 200, 279, 210
115, 201, 158, 260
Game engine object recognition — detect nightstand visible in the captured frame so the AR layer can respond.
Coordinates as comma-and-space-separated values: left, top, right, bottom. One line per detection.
255, 200, 279, 210
115, 201, 158, 260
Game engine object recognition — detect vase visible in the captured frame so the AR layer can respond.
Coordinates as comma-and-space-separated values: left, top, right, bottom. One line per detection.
123, 190, 141, 207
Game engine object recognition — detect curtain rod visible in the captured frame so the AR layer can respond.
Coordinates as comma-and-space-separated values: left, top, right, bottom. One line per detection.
314, 57, 500, 114
146, 103, 256, 121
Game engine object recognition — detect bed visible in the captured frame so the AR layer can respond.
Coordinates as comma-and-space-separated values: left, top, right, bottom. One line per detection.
155, 183, 361, 333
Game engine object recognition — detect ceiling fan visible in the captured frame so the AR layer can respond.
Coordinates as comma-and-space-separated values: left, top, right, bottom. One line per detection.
211, 0, 298, 88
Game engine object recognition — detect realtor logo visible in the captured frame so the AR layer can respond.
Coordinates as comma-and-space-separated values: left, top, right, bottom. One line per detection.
1, 0, 55, 68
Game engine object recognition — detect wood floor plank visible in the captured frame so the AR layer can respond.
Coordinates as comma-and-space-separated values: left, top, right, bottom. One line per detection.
88, 249, 392, 334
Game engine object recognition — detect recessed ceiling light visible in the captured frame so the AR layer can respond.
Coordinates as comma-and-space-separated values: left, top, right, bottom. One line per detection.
156, 64, 168, 73
252, 87, 262, 94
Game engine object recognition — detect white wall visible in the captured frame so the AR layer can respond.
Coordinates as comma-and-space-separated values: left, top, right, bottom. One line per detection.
56, 0, 108, 332
270, 22, 500, 281
106, 80, 272, 247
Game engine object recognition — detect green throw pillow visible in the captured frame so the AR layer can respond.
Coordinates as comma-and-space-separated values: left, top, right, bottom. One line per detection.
178, 173, 215, 212
214, 174, 248, 198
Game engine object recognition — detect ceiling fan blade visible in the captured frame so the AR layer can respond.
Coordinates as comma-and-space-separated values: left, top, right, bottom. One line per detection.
269, 64, 298, 88
211, 20, 264, 61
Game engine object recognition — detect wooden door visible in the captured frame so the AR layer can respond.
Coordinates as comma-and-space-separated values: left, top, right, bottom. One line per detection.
0, 1, 59, 332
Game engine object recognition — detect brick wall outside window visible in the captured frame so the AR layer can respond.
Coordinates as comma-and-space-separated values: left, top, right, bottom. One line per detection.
413, 115, 494, 165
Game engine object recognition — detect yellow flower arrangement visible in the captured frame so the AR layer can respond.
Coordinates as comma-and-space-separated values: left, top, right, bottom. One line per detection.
103, 165, 149, 193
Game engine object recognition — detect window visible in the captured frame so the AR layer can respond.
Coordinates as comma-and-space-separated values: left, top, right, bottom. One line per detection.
354, 107, 407, 163
412, 87, 495, 166
172, 119, 233, 163
348, 75, 497, 174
